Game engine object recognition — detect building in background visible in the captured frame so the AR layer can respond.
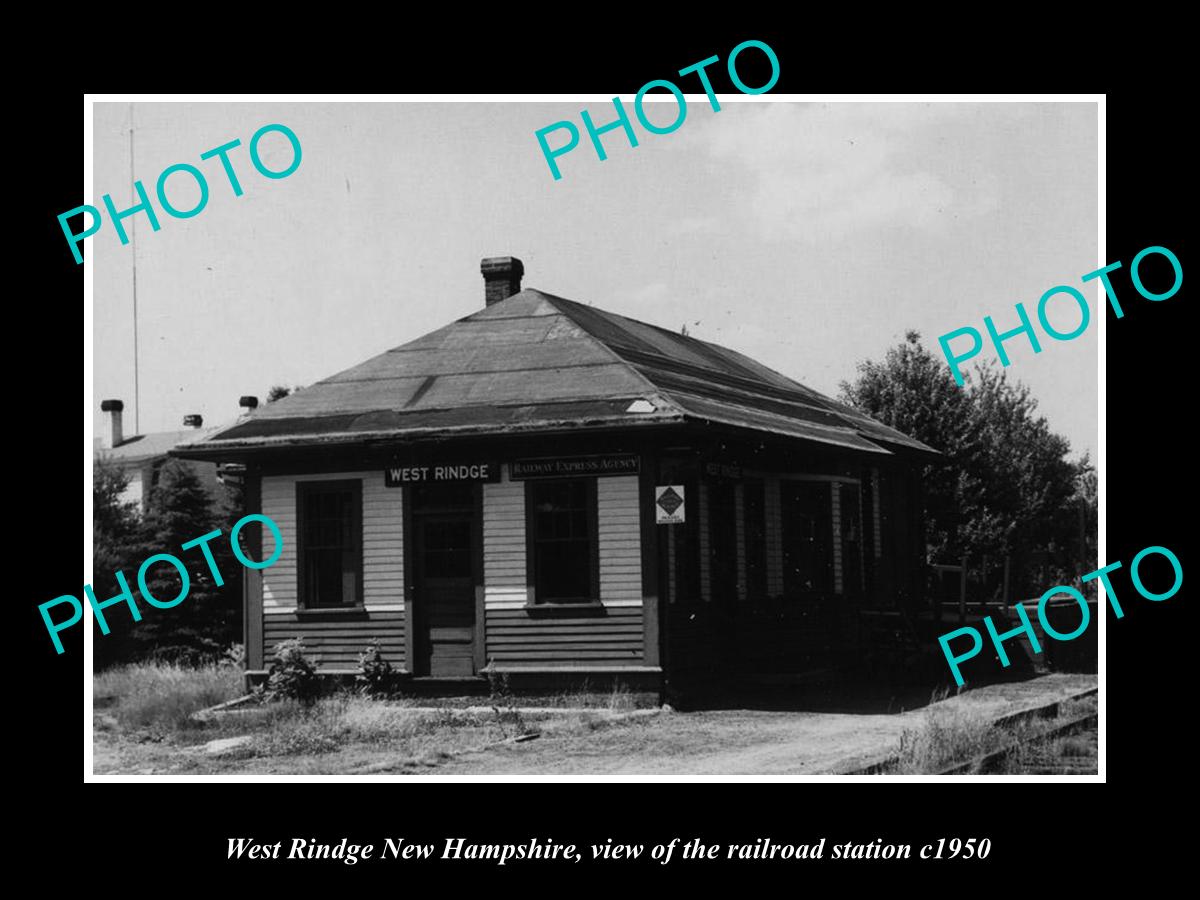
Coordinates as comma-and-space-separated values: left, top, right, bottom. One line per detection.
175, 257, 937, 693
95, 401, 225, 512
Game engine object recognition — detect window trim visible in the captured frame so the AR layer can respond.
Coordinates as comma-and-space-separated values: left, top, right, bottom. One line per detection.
838, 480, 865, 599
296, 479, 364, 611
524, 477, 601, 606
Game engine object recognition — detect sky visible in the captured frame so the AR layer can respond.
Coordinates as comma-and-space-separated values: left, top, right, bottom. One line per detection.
91, 100, 1098, 460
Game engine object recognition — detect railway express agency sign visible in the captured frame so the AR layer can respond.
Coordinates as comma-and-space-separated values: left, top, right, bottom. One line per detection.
511, 454, 640, 479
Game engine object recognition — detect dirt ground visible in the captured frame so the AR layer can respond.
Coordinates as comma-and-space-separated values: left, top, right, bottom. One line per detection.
94, 672, 1096, 776
431, 674, 1097, 776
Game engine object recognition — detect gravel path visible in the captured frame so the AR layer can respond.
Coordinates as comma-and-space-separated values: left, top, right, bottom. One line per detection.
432, 674, 1097, 776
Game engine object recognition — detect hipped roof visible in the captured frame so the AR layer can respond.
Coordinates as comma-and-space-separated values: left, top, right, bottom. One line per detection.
175, 289, 936, 459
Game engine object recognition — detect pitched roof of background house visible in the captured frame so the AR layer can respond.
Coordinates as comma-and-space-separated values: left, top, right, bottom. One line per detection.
177, 289, 936, 458
95, 428, 219, 463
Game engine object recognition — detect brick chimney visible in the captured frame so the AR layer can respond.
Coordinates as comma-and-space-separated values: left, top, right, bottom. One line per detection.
100, 399, 124, 449
481, 256, 524, 306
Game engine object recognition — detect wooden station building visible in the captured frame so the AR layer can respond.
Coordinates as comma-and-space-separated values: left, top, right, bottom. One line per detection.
175, 257, 937, 692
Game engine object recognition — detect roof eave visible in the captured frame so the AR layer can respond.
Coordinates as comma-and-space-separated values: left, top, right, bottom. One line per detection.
169, 413, 687, 461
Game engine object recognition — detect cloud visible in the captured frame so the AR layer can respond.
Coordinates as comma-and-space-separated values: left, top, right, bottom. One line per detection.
687, 102, 1008, 243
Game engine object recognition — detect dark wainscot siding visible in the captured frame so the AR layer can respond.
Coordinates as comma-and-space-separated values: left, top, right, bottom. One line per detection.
263, 612, 406, 671
485, 607, 644, 666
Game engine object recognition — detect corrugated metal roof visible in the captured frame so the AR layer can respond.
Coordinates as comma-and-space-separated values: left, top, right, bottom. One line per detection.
177, 288, 936, 457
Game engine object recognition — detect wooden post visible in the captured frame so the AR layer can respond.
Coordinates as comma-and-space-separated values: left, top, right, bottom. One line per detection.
1003, 555, 1011, 608
959, 555, 968, 625
639, 450, 661, 669
472, 482, 486, 675
243, 470, 264, 672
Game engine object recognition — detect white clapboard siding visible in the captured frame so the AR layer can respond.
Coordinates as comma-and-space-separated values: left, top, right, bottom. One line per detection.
598, 475, 642, 607
118, 465, 148, 512
831, 482, 843, 594
261, 471, 404, 613
483, 471, 527, 610
764, 477, 783, 595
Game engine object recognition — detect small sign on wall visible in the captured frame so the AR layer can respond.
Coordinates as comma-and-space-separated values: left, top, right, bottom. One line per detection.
655, 485, 686, 524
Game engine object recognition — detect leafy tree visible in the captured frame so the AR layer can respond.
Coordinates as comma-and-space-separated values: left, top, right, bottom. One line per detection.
1070, 453, 1098, 581
840, 331, 1092, 598
266, 384, 293, 403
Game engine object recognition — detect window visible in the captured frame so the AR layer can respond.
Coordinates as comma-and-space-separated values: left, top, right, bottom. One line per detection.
781, 481, 833, 597
411, 482, 475, 580
527, 478, 598, 604
743, 480, 767, 600
708, 481, 737, 605
297, 480, 362, 608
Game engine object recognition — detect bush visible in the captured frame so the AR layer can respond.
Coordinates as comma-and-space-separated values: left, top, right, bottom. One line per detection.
266, 639, 320, 704
356, 639, 397, 698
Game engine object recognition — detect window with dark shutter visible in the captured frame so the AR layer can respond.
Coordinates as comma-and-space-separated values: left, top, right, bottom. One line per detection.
297, 480, 363, 608
527, 478, 598, 604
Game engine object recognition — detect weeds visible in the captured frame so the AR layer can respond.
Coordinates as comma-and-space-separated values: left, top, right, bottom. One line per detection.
239, 696, 496, 759
93, 661, 242, 735
1000, 730, 1097, 774
890, 687, 1099, 775
549, 680, 637, 711
96, 659, 642, 773
893, 702, 997, 774
486, 667, 531, 738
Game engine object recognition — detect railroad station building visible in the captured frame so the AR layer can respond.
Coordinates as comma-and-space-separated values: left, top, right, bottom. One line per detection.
174, 257, 936, 692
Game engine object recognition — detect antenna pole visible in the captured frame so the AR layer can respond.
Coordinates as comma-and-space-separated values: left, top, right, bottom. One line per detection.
130, 103, 139, 435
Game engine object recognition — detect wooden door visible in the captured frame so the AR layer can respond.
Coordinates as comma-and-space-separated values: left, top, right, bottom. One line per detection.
412, 485, 478, 676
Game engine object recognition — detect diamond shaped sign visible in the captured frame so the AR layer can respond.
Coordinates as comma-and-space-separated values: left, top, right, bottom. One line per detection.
655, 485, 686, 524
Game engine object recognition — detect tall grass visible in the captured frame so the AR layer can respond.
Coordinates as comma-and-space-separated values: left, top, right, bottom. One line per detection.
241, 698, 495, 758
891, 691, 997, 774
544, 681, 639, 710
94, 660, 648, 771
94, 662, 243, 733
